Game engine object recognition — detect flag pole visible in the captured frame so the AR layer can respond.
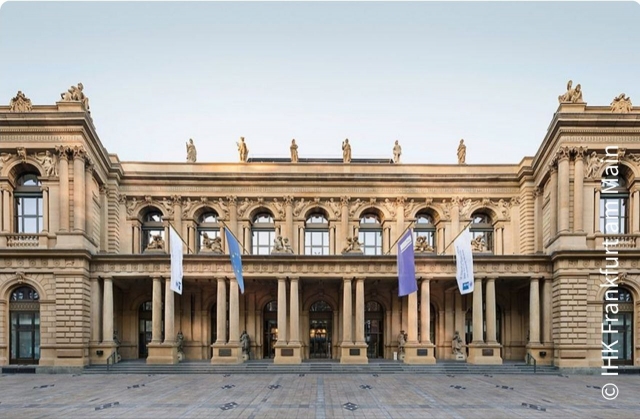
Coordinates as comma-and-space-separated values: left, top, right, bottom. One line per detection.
220, 220, 251, 255
168, 222, 194, 255
438, 219, 474, 256
384, 220, 415, 255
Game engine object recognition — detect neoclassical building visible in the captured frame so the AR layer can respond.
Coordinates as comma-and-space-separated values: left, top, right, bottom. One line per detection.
0, 84, 638, 369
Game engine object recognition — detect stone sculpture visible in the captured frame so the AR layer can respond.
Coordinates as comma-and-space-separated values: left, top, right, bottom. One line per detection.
558, 80, 584, 104
393, 140, 402, 164
452, 331, 463, 355
237, 137, 249, 162
342, 139, 352, 163
35, 150, 58, 177
61, 82, 90, 110
240, 330, 250, 355
471, 235, 486, 252
342, 236, 363, 254
415, 236, 434, 253
186, 138, 197, 162
585, 151, 602, 179
290, 139, 299, 163
611, 93, 633, 113
9, 91, 32, 112
398, 330, 407, 353
457, 139, 466, 164
146, 234, 165, 251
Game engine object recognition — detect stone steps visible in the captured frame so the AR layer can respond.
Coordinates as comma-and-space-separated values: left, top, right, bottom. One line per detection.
83, 361, 559, 375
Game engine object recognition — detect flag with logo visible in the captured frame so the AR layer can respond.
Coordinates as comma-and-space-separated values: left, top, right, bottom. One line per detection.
225, 227, 245, 294
169, 225, 183, 294
397, 228, 418, 297
454, 227, 474, 295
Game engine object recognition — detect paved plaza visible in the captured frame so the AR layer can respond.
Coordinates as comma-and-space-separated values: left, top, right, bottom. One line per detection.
0, 372, 638, 418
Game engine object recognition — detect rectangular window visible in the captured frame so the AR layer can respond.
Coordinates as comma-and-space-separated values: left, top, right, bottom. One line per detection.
600, 197, 628, 234
252, 230, 274, 255
359, 230, 382, 255
305, 230, 329, 255
15, 196, 43, 233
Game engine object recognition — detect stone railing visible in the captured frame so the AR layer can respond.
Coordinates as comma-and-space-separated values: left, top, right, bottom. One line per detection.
595, 234, 640, 249
1, 233, 43, 248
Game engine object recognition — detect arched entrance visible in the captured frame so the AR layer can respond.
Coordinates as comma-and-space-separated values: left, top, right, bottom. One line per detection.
263, 301, 278, 359
309, 300, 332, 359
139, 301, 163, 358
9, 286, 40, 364
603, 287, 634, 365
365, 301, 384, 359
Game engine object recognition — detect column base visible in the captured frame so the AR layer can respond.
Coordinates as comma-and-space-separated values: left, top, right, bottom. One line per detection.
339, 342, 368, 364
274, 342, 303, 364
403, 342, 436, 364
527, 343, 554, 366
467, 343, 503, 365
210, 342, 243, 364
147, 342, 178, 365
89, 342, 119, 365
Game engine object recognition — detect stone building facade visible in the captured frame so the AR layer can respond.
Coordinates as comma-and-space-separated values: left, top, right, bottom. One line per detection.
0, 87, 639, 369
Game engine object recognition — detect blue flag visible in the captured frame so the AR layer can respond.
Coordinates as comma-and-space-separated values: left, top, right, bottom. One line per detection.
225, 227, 245, 294
397, 228, 418, 296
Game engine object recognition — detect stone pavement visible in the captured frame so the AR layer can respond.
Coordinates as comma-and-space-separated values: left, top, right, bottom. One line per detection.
0, 372, 638, 418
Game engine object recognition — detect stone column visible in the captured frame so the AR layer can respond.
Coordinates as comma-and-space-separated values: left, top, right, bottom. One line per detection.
340, 197, 349, 252
549, 163, 558, 237
533, 187, 542, 252
227, 196, 238, 238
485, 278, 497, 344
407, 287, 418, 343
84, 164, 94, 238
164, 278, 175, 343
73, 148, 86, 232
495, 226, 503, 255
450, 201, 460, 251
57, 149, 70, 231
152, 276, 163, 343
216, 278, 227, 343
102, 276, 114, 343
90, 277, 101, 343
289, 277, 300, 344
342, 278, 352, 344
557, 149, 570, 233
277, 277, 288, 344
285, 197, 294, 245
132, 223, 141, 253
420, 279, 431, 343
632, 190, 640, 233
1, 187, 8, 232
472, 278, 483, 344
41, 186, 50, 232
229, 278, 240, 343
594, 188, 601, 233
529, 277, 540, 344
573, 149, 585, 232
99, 186, 108, 251
355, 277, 365, 344
542, 278, 552, 344
395, 198, 405, 255
437, 227, 445, 254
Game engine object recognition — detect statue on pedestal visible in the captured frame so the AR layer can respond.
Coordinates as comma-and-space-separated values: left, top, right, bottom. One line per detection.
342, 138, 352, 163
457, 139, 466, 164
177, 331, 185, 362
290, 139, 299, 163
341, 236, 362, 254
186, 138, 197, 162
471, 235, 486, 252
452, 331, 463, 355
398, 330, 407, 355
240, 330, 251, 357
237, 137, 249, 162
558, 80, 584, 104
9, 91, 32, 112
393, 140, 402, 164
146, 234, 165, 251
61, 82, 90, 110
415, 236, 434, 253
611, 93, 633, 113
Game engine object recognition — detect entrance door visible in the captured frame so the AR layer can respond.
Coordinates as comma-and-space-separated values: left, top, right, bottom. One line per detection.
365, 301, 384, 359
603, 288, 634, 365
309, 301, 332, 359
263, 301, 277, 359
139, 301, 159, 358
9, 286, 40, 365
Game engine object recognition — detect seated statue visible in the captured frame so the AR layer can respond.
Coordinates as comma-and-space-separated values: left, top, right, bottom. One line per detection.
452, 331, 463, 355
471, 235, 486, 252
282, 238, 294, 254
415, 236, 434, 253
210, 236, 223, 254
146, 234, 165, 251
271, 235, 286, 253
341, 236, 363, 254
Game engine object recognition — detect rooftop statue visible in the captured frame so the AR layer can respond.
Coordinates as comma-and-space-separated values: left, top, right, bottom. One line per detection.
393, 140, 402, 164
558, 80, 584, 104
186, 138, 197, 163
290, 139, 299, 163
342, 138, 352, 163
9, 91, 32, 112
60, 82, 90, 111
237, 137, 249, 162
457, 139, 466, 164
611, 93, 632, 113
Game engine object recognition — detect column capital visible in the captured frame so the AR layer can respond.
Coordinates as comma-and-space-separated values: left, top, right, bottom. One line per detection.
556, 146, 571, 162
288, 276, 299, 282
72, 145, 87, 161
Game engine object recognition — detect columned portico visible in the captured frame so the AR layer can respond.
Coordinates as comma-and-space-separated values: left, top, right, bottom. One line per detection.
404, 278, 436, 364
339, 277, 367, 363
468, 277, 502, 364
211, 277, 243, 364
528, 277, 553, 365
275, 276, 302, 364
148, 277, 178, 364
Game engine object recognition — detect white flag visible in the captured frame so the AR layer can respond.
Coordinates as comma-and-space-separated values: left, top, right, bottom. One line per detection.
170, 225, 183, 295
454, 228, 474, 295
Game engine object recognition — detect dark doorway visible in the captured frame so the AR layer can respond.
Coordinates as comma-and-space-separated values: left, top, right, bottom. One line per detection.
263, 301, 277, 359
9, 286, 40, 365
365, 301, 384, 358
309, 300, 332, 359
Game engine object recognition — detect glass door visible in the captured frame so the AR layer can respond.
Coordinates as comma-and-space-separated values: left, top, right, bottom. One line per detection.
10, 311, 40, 364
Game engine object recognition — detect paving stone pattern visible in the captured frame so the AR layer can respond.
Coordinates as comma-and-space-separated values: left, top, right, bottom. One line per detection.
0, 373, 638, 418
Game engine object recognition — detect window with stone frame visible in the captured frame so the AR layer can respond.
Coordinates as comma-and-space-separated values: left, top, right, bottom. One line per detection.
470, 212, 493, 252
141, 210, 164, 251
197, 211, 220, 252
414, 212, 436, 252
359, 213, 382, 255
599, 175, 629, 234
14, 173, 43, 234
251, 212, 275, 255
305, 212, 329, 255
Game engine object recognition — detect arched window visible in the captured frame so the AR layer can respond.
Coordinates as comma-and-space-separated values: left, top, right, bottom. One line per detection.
600, 175, 629, 234
470, 212, 493, 252
197, 211, 220, 252
414, 213, 436, 252
142, 210, 164, 251
14, 173, 43, 234
305, 213, 329, 255
252, 212, 275, 255
359, 213, 382, 255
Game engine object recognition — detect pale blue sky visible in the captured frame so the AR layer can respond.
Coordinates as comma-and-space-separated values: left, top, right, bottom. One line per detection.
1, 2, 639, 164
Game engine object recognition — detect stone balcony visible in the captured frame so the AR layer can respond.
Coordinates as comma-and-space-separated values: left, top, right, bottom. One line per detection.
0, 233, 48, 249
592, 233, 640, 250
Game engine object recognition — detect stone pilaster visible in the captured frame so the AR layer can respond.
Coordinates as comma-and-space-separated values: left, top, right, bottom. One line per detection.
84, 163, 94, 239
72, 147, 86, 232
573, 148, 585, 232
41, 186, 49, 233
549, 162, 558, 239
57, 148, 70, 232
557, 147, 570, 233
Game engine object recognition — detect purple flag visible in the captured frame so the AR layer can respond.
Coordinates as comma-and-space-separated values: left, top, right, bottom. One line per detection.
397, 229, 418, 297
